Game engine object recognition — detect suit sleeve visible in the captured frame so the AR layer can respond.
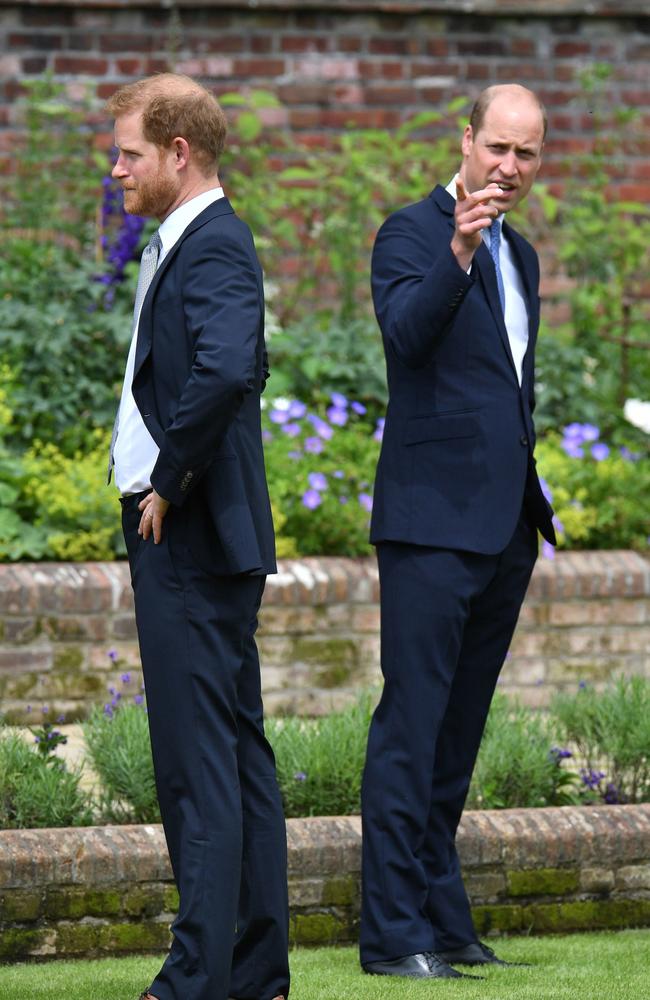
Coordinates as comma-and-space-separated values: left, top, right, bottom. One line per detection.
371, 210, 475, 369
150, 231, 262, 506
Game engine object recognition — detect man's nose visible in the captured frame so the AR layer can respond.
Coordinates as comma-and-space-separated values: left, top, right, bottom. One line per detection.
499, 151, 518, 176
111, 156, 126, 179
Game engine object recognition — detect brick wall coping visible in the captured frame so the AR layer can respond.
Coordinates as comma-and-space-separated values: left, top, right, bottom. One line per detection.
3, 0, 649, 15
1, 805, 649, 890
0, 551, 649, 616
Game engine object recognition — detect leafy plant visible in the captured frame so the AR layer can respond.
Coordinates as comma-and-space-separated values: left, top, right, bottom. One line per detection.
466, 693, 578, 810
551, 677, 650, 805
0, 721, 92, 829
266, 692, 375, 817
83, 675, 158, 824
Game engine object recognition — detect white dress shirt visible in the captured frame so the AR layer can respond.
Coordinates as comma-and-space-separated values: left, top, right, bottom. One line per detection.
445, 175, 529, 385
113, 187, 225, 495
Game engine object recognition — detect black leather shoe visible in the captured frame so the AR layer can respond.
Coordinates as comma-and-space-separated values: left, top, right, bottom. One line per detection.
363, 951, 481, 978
438, 940, 528, 967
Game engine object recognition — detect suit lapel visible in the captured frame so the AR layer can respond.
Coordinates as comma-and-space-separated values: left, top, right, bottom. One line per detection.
503, 221, 539, 384
134, 197, 235, 379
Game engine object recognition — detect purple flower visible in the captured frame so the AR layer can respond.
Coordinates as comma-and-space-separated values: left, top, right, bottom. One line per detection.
108, 686, 116, 697
333, 470, 345, 479
270, 408, 289, 425
327, 406, 348, 427
302, 489, 322, 510
134, 694, 144, 706
103, 704, 114, 718
57, 714, 66, 724
619, 446, 638, 461
308, 472, 328, 491
578, 680, 587, 689
304, 436, 323, 454
330, 392, 348, 409
307, 414, 333, 440
121, 673, 131, 685
580, 768, 605, 791
288, 450, 302, 460
552, 514, 564, 535
351, 401, 367, 415
604, 782, 620, 804
561, 438, 584, 459
26, 705, 32, 714
542, 540, 555, 560
288, 400, 307, 419
41, 705, 49, 716
339, 496, 349, 505
282, 422, 301, 437
262, 429, 273, 442
358, 492, 373, 513
591, 442, 610, 461
580, 423, 600, 442
373, 417, 385, 442
294, 771, 307, 782
549, 747, 573, 761
107, 649, 118, 662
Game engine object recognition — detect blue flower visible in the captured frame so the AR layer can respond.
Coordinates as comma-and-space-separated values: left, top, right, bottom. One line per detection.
262, 429, 273, 442
591, 442, 610, 461
561, 438, 584, 459
339, 496, 349, 505
302, 489, 322, 510
134, 694, 144, 706
103, 704, 114, 718
308, 472, 328, 491
294, 771, 307, 782
327, 406, 348, 427
539, 476, 553, 504
373, 417, 385, 442
330, 392, 348, 409
288, 450, 302, 460
351, 400, 367, 415
121, 673, 131, 685
549, 747, 573, 761
307, 414, 334, 440
358, 492, 373, 513
107, 649, 118, 662
282, 422, 301, 437
542, 540, 555, 560
270, 408, 289, 424
304, 436, 323, 454
288, 400, 307, 419
333, 470, 345, 479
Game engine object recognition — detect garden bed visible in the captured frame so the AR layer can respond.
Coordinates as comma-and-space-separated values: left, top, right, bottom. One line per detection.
1, 806, 649, 962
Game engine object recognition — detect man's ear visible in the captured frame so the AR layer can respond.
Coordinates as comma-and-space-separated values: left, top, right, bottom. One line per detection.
461, 124, 473, 159
173, 136, 190, 169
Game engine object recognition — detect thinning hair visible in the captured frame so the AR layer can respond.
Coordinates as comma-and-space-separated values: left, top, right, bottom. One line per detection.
106, 73, 227, 175
469, 84, 548, 141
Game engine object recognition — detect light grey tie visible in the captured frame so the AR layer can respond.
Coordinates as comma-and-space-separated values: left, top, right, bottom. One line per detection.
488, 219, 506, 314
107, 231, 162, 484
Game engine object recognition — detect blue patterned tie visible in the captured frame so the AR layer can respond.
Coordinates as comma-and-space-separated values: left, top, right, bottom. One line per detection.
107, 231, 162, 484
489, 219, 506, 314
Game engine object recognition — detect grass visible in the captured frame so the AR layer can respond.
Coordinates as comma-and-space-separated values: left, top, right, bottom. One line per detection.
0, 930, 647, 999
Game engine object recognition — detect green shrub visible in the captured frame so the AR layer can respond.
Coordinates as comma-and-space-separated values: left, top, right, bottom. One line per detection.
0, 723, 92, 829
466, 693, 577, 811
83, 689, 159, 824
551, 677, 650, 805
536, 428, 650, 552
266, 692, 375, 818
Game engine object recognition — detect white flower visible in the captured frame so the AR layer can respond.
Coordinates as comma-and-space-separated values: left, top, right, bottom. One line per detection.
271, 397, 291, 412
624, 399, 650, 435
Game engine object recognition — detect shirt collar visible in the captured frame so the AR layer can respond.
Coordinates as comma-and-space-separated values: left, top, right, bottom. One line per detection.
158, 186, 225, 259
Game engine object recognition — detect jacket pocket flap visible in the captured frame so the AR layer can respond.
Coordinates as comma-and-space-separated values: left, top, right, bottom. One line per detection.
404, 412, 478, 445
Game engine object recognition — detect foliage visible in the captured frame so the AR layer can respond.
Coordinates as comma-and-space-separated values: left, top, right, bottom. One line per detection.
266, 317, 387, 418
466, 693, 577, 811
0, 719, 92, 829
223, 92, 465, 326
0, 77, 140, 455
533, 65, 650, 436
551, 677, 650, 805
536, 424, 650, 552
266, 692, 375, 818
83, 674, 159, 824
263, 394, 380, 557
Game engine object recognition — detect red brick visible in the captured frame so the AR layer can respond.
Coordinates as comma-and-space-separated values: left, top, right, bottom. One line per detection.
458, 39, 508, 57
510, 38, 536, 57
8, 33, 63, 50
496, 61, 549, 81
250, 35, 273, 54
365, 86, 418, 106
190, 35, 245, 54
115, 58, 142, 75
54, 57, 109, 75
368, 37, 420, 56
426, 39, 450, 57
358, 59, 404, 80
99, 34, 155, 54
280, 35, 329, 54
21, 57, 48, 74
338, 35, 364, 53
143, 59, 171, 75
554, 42, 593, 58
232, 58, 286, 77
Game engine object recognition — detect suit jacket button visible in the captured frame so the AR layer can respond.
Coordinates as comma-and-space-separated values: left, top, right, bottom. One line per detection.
520, 435, 529, 447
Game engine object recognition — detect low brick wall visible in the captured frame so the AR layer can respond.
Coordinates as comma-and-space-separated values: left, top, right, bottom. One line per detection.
0, 552, 649, 722
1, 806, 649, 961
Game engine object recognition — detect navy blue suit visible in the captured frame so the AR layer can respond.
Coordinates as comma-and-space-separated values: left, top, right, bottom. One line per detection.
121, 198, 289, 1000
360, 186, 554, 963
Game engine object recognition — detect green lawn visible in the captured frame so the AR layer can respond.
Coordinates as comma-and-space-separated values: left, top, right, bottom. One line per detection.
0, 930, 647, 999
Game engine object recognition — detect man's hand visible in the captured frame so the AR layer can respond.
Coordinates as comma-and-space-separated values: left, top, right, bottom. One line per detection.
138, 490, 170, 545
451, 177, 503, 271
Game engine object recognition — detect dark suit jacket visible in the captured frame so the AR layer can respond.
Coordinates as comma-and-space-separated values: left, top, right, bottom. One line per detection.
370, 184, 555, 554
131, 197, 276, 576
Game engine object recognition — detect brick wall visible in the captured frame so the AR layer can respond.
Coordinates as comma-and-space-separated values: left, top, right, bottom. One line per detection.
1, 804, 649, 960
1, 1, 649, 203
0, 552, 649, 723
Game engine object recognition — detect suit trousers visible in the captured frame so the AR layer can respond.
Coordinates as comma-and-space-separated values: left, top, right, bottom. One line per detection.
360, 507, 538, 964
122, 494, 290, 1000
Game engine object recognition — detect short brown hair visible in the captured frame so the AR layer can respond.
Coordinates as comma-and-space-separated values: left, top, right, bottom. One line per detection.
469, 84, 548, 141
106, 73, 227, 175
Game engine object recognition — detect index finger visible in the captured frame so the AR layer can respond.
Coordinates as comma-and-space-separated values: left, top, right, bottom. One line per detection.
464, 183, 503, 207
455, 176, 468, 202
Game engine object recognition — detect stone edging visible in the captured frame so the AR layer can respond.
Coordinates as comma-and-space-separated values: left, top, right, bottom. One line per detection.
1, 805, 649, 960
